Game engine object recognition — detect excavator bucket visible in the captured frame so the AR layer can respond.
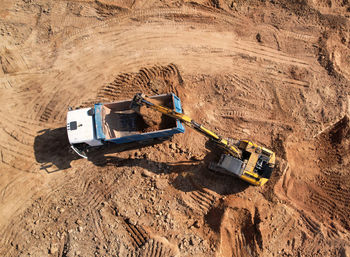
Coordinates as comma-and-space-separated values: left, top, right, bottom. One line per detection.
130, 93, 143, 111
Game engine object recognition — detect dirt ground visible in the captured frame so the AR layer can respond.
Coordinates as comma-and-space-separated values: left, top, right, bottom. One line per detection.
0, 0, 350, 256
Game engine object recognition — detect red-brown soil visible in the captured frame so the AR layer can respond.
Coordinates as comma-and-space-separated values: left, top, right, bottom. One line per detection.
0, 0, 350, 256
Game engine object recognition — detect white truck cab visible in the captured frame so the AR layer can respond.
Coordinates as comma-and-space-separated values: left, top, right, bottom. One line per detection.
67, 108, 103, 149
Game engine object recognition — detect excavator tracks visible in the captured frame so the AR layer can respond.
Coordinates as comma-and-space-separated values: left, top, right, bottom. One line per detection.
96, 63, 182, 101
184, 189, 218, 215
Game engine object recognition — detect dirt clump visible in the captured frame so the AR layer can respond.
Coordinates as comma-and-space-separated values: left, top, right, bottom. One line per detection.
139, 108, 171, 133
137, 97, 176, 132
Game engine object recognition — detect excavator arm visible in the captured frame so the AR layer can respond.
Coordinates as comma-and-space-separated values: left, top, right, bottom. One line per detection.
131, 93, 241, 157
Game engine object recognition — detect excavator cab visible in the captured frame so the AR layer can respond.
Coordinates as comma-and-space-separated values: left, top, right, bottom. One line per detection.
209, 140, 275, 186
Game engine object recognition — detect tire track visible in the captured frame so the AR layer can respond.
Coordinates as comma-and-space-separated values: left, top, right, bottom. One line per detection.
15, 84, 42, 106
230, 40, 310, 68
185, 189, 217, 214
0, 171, 85, 255
231, 74, 253, 94
95, 63, 182, 102
281, 29, 318, 43
0, 112, 49, 130
122, 26, 308, 67
217, 71, 272, 122
85, 189, 107, 210
80, 174, 118, 210
30, 89, 59, 122
54, 6, 311, 73
310, 192, 349, 229
37, 91, 61, 122
0, 221, 22, 256
77, 173, 96, 197
55, 94, 78, 122
326, 224, 339, 239
58, 8, 197, 47
1, 126, 33, 147
122, 217, 149, 248
223, 59, 311, 89
21, 85, 74, 123
310, 117, 350, 230
55, 4, 272, 51
80, 26, 311, 71
135, 238, 178, 257
231, 74, 270, 100
0, 156, 34, 172
218, 108, 285, 126
0, 129, 34, 170
0, 175, 22, 202
0, 212, 26, 250
219, 109, 257, 120
90, 209, 108, 242
315, 171, 350, 230
0, 141, 33, 161
299, 212, 321, 237
0, 183, 61, 254
233, 232, 246, 257
0, 122, 34, 150
0, 113, 43, 138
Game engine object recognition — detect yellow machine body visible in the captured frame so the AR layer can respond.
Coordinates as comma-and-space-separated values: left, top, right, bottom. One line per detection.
236, 141, 275, 186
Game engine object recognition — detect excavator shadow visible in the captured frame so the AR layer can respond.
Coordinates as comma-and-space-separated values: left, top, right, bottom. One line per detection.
170, 151, 250, 195
89, 147, 249, 196
169, 142, 250, 195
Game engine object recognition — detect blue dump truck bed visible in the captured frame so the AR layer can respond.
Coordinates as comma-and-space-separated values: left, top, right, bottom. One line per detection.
94, 93, 185, 144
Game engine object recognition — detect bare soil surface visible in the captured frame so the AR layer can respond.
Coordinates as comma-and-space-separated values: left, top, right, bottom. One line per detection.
1, 0, 350, 256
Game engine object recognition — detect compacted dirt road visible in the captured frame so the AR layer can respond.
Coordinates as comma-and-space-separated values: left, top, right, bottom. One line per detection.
0, 0, 349, 256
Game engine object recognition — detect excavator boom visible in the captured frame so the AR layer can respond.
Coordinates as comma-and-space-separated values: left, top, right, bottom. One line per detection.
131, 93, 241, 157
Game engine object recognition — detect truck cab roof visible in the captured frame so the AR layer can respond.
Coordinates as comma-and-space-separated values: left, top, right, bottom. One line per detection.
66, 108, 103, 147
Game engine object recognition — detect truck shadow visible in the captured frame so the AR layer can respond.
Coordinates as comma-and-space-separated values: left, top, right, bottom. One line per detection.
34, 127, 171, 173
34, 127, 80, 173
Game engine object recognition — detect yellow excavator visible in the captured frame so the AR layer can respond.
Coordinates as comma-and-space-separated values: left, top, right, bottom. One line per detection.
131, 93, 276, 186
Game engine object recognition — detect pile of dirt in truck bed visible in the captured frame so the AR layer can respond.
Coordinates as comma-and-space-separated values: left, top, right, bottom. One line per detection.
137, 99, 176, 133
1, 0, 350, 256
139, 106, 163, 128
139, 108, 174, 133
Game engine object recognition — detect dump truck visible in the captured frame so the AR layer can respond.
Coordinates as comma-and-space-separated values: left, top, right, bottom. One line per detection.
66, 93, 185, 158
131, 93, 276, 186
